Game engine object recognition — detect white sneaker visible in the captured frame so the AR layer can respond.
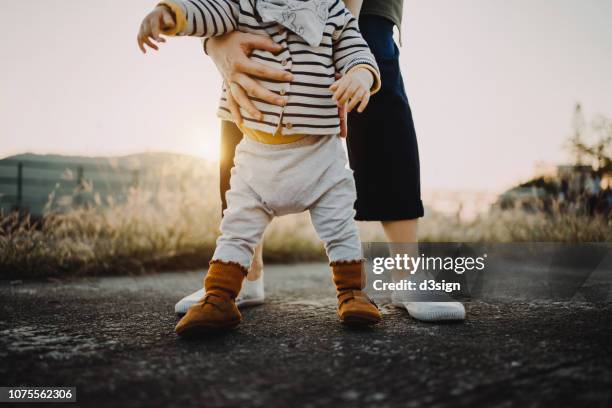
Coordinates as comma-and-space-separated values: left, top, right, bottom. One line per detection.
174, 274, 265, 314
391, 291, 466, 322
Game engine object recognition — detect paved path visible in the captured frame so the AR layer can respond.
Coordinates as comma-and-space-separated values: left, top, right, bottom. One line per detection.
1, 264, 611, 407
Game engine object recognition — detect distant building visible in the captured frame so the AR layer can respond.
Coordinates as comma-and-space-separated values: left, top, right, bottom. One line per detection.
493, 164, 610, 216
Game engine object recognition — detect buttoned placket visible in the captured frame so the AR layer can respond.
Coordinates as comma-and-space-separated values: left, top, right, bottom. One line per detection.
276, 27, 292, 135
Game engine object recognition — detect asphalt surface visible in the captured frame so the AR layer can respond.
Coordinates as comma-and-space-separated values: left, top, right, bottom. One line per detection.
1, 263, 611, 408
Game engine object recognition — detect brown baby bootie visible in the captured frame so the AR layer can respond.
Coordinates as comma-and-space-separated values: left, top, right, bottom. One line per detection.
331, 260, 381, 326
175, 260, 247, 336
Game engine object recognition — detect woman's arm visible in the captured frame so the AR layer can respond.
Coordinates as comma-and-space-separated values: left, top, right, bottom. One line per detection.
342, 0, 364, 18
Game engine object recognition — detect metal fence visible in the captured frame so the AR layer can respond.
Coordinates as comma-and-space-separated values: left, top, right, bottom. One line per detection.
0, 159, 140, 216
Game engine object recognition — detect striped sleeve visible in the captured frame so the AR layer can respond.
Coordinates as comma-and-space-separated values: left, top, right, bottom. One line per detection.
159, 0, 239, 37
332, 11, 381, 93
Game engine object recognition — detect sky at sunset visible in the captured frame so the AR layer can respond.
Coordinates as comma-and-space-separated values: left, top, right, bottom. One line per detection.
1, 0, 611, 193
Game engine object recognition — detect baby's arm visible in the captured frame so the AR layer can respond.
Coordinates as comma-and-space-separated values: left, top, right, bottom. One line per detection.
331, 67, 375, 113
137, 0, 239, 52
330, 7, 381, 112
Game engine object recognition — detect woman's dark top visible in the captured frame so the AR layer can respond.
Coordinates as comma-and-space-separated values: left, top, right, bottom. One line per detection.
360, 0, 403, 28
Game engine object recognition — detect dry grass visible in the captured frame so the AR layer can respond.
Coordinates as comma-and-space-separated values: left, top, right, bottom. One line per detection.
0, 159, 609, 279
417, 209, 610, 242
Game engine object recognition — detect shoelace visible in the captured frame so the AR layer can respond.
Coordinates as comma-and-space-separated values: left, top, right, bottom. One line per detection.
339, 290, 378, 308
201, 293, 229, 311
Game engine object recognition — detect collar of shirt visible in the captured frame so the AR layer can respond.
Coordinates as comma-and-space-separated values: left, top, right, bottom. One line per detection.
255, 0, 330, 47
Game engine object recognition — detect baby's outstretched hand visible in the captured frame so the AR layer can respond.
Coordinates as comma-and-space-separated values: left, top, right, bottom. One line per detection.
137, 5, 175, 53
330, 68, 374, 113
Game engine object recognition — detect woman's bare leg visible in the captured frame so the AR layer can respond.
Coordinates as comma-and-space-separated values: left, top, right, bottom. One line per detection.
247, 241, 264, 281
382, 219, 418, 242
382, 219, 465, 321
382, 219, 419, 283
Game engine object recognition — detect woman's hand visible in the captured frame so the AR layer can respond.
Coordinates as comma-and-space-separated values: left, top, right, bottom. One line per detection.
137, 5, 175, 53
334, 73, 348, 138
206, 32, 294, 123
330, 67, 374, 113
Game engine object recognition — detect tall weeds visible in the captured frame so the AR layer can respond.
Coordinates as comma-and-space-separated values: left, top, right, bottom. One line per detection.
1, 160, 609, 279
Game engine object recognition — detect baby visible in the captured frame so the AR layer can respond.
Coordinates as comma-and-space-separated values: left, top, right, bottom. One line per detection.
138, 0, 382, 335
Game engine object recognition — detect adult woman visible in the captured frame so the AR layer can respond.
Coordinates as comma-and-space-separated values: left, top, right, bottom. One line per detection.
175, 0, 465, 321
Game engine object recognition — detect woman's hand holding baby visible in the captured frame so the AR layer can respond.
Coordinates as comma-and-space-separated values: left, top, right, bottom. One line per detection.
206, 32, 293, 123
330, 67, 374, 113
137, 5, 176, 53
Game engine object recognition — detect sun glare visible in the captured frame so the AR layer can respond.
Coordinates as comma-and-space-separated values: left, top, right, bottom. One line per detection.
188, 123, 221, 161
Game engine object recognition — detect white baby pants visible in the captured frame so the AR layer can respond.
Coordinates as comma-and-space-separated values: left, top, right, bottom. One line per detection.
213, 134, 362, 269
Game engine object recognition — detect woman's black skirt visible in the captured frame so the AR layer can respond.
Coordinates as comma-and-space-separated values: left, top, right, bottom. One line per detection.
347, 15, 424, 221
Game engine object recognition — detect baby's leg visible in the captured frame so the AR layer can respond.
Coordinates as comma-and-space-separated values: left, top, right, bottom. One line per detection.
308, 175, 361, 263
309, 177, 381, 326
175, 172, 272, 336
214, 171, 274, 270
